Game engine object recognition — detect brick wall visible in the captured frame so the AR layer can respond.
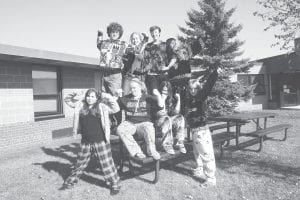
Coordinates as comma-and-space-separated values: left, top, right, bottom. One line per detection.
0, 62, 102, 152
0, 60, 34, 125
0, 117, 73, 152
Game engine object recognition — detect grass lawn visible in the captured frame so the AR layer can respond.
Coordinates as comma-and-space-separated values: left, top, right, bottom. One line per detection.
0, 110, 299, 200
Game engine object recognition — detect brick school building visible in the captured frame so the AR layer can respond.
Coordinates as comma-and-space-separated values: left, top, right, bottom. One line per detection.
0, 43, 101, 151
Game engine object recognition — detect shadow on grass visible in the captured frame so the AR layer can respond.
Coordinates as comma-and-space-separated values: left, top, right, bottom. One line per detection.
35, 139, 299, 187
217, 153, 300, 183
33, 142, 122, 189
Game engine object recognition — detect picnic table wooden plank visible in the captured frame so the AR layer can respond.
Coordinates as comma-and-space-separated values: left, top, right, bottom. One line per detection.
209, 112, 277, 123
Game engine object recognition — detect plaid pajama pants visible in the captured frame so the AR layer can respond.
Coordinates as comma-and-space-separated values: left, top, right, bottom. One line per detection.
64, 141, 119, 185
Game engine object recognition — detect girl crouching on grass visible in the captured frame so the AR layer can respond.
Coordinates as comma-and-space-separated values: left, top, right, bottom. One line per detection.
62, 89, 121, 195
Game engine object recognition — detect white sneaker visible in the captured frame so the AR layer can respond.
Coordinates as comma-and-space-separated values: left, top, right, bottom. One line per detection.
163, 145, 175, 155
176, 142, 186, 154
148, 151, 161, 160
192, 168, 206, 180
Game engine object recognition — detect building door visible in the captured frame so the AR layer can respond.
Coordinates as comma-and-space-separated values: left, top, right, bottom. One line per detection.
280, 73, 299, 107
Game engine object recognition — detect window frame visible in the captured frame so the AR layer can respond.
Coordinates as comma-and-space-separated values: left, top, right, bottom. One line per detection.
238, 74, 266, 95
32, 66, 63, 121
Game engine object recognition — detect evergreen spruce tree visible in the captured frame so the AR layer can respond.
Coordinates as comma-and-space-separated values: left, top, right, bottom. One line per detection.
179, 0, 253, 116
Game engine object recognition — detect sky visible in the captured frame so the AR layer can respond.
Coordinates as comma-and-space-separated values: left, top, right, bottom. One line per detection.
0, 0, 290, 60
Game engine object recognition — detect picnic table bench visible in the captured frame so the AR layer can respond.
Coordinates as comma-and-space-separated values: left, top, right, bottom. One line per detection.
209, 112, 292, 155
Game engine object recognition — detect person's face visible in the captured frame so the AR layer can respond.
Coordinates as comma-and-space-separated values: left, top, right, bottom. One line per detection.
109, 31, 120, 40
161, 86, 168, 98
131, 34, 141, 46
189, 82, 200, 97
86, 92, 97, 105
169, 40, 176, 50
150, 29, 160, 41
130, 82, 142, 97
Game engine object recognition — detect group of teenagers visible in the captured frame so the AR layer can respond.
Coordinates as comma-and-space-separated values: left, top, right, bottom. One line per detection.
62, 22, 220, 195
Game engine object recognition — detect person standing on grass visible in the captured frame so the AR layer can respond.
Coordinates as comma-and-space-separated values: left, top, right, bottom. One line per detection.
187, 68, 219, 188
152, 81, 187, 155
61, 89, 121, 195
116, 78, 161, 160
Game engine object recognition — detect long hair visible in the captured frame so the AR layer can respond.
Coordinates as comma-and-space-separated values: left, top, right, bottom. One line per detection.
166, 38, 176, 59
80, 88, 101, 117
159, 81, 173, 109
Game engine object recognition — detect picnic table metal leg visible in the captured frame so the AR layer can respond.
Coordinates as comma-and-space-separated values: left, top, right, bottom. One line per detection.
118, 142, 124, 173
153, 160, 160, 184
264, 117, 267, 129
235, 123, 241, 147
256, 118, 260, 130
257, 136, 263, 152
187, 126, 191, 141
281, 128, 288, 141
224, 122, 231, 147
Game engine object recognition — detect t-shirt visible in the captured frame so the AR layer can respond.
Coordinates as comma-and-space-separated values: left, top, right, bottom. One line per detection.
79, 112, 105, 144
143, 42, 168, 73
118, 93, 159, 123
98, 39, 127, 72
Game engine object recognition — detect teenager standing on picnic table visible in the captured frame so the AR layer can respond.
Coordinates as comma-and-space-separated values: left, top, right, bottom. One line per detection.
62, 89, 121, 195
187, 67, 220, 188
97, 22, 127, 126
122, 32, 148, 96
116, 78, 161, 160
143, 26, 172, 94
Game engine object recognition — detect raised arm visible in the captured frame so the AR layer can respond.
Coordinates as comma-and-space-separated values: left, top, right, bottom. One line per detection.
100, 92, 120, 114
73, 102, 83, 136
198, 69, 218, 101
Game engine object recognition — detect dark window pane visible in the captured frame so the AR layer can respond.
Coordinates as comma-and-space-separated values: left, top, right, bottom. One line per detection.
32, 70, 57, 95
237, 75, 249, 86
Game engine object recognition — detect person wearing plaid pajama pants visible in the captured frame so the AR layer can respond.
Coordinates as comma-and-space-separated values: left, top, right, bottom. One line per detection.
62, 88, 121, 195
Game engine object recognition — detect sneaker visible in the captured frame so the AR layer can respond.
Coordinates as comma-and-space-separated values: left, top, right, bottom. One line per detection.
110, 182, 121, 195
163, 145, 175, 155
192, 168, 206, 180
135, 152, 146, 159
200, 179, 216, 188
148, 151, 161, 160
60, 180, 77, 190
176, 142, 187, 154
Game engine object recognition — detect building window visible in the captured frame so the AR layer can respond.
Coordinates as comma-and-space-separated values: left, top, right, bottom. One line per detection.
237, 74, 266, 95
32, 66, 62, 119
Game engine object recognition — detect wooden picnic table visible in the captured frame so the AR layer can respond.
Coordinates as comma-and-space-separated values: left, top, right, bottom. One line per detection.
208, 112, 278, 147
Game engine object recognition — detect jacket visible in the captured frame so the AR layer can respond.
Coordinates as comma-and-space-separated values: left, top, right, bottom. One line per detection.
73, 95, 120, 144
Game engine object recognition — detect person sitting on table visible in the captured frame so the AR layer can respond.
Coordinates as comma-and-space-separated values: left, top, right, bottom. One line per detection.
61, 89, 121, 195
152, 81, 187, 155
116, 78, 161, 160
187, 68, 219, 188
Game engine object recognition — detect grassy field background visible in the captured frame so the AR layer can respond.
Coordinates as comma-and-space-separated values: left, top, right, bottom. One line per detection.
0, 110, 299, 200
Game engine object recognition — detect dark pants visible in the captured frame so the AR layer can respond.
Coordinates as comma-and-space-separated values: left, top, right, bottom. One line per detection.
145, 74, 167, 94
